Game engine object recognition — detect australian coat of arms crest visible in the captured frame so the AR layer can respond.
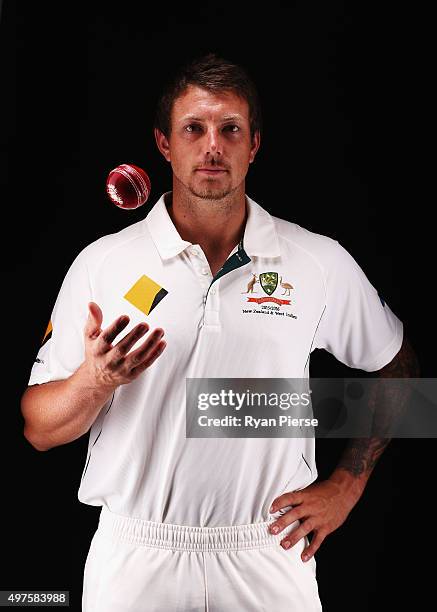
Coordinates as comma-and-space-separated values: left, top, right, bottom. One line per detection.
242, 271, 295, 307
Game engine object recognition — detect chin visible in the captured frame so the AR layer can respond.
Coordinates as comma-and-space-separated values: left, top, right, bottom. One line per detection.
188, 184, 233, 201
195, 190, 231, 201
190, 178, 240, 200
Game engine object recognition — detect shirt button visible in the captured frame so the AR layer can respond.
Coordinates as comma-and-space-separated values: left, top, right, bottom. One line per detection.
210, 288, 216, 295
202, 268, 209, 275
190, 247, 198, 256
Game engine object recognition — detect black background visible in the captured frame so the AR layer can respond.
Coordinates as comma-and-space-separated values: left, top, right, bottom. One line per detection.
2, 0, 434, 610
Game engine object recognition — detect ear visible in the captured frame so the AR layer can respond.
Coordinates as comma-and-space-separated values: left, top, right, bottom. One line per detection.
249, 130, 261, 164
154, 127, 171, 162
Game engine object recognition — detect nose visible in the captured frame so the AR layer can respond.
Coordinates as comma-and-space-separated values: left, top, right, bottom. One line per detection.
204, 126, 222, 158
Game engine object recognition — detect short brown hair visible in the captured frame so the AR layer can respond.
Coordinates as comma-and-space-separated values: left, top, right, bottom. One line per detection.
154, 53, 262, 141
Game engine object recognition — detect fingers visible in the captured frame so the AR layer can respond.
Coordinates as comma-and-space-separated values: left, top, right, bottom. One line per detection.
279, 519, 314, 552
269, 505, 307, 535
88, 301, 103, 323
301, 530, 326, 562
84, 302, 104, 339
270, 482, 343, 561
269, 488, 320, 561
126, 329, 165, 370
270, 492, 317, 559
130, 339, 167, 376
83, 300, 167, 381
280, 524, 326, 563
96, 315, 131, 351
112, 322, 150, 356
270, 490, 305, 514
105, 322, 152, 367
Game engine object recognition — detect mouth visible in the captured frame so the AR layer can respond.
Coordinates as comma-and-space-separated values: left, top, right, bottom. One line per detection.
196, 168, 228, 175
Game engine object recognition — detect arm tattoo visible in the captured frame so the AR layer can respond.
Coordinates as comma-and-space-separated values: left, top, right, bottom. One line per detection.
337, 335, 420, 479
338, 438, 389, 477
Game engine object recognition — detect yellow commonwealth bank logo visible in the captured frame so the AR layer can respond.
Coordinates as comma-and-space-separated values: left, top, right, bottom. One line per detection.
124, 274, 168, 316
41, 320, 53, 346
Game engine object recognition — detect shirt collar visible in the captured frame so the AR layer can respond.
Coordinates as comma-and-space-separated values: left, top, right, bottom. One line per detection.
145, 191, 281, 261
145, 192, 192, 260
243, 194, 281, 258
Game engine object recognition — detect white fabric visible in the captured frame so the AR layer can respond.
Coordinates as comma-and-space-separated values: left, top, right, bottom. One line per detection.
28, 191, 403, 526
82, 506, 322, 611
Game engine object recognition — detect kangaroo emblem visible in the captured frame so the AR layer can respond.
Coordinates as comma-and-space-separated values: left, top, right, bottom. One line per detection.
242, 273, 259, 293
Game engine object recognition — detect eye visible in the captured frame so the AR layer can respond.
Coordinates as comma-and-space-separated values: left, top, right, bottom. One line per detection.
224, 125, 240, 133
186, 124, 201, 133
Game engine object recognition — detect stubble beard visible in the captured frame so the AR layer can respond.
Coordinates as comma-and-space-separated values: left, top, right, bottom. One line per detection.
188, 176, 235, 201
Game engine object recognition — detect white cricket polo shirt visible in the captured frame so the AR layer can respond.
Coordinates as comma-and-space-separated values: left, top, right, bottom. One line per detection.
28, 191, 403, 527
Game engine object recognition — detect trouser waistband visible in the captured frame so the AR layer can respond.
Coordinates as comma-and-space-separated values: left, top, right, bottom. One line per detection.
97, 506, 299, 553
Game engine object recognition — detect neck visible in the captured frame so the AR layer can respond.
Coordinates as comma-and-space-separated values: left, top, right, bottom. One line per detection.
165, 181, 247, 255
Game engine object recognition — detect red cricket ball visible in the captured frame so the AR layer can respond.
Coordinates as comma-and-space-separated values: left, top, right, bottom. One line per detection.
106, 164, 151, 210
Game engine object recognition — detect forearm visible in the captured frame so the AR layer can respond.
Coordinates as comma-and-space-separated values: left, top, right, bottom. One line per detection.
329, 335, 420, 500
329, 437, 388, 500
21, 363, 116, 451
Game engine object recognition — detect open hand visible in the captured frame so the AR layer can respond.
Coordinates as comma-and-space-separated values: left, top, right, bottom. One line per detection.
82, 301, 166, 389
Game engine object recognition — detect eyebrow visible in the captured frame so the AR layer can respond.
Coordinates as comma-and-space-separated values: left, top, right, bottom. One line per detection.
180, 114, 244, 122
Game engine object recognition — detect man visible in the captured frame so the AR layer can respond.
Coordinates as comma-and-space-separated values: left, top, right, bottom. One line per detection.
21, 53, 419, 611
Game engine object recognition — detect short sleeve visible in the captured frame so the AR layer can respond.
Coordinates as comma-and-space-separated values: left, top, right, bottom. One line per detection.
313, 241, 404, 372
27, 248, 92, 385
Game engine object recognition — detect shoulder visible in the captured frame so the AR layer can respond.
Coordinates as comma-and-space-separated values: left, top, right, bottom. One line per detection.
69, 217, 149, 272
271, 213, 341, 274
272, 214, 372, 290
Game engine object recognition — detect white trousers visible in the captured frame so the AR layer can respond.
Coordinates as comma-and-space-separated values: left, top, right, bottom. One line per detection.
82, 506, 322, 611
